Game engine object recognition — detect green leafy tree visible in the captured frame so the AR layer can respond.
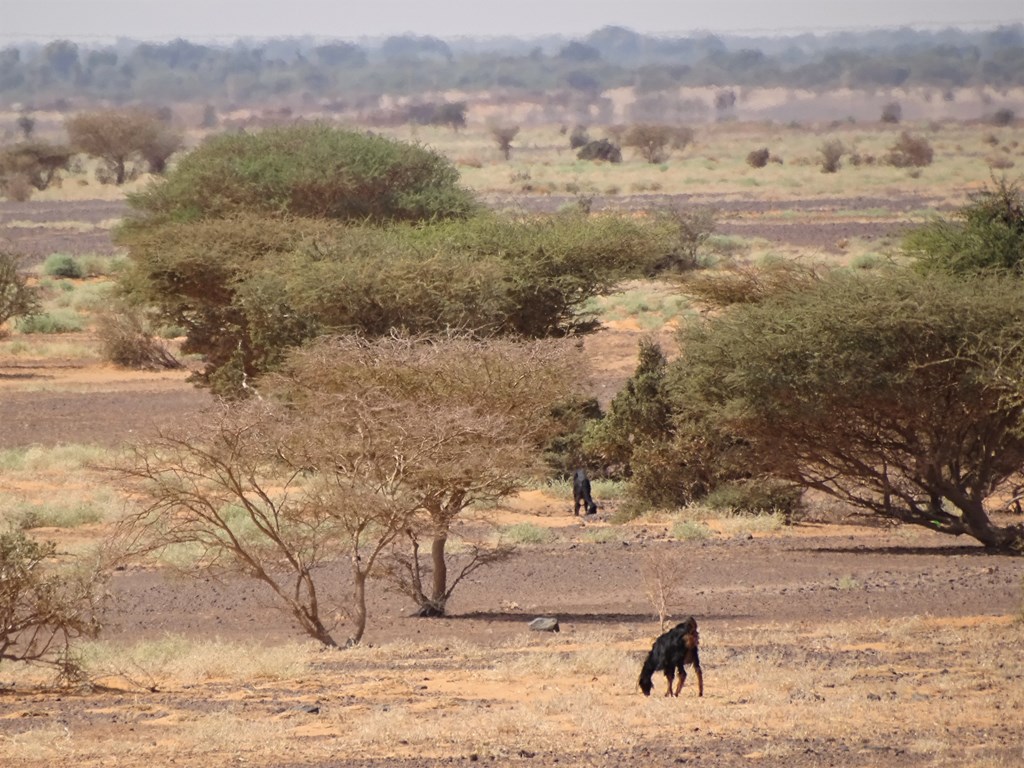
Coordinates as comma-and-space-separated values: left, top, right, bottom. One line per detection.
904, 177, 1024, 275
124, 123, 477, 224
583, 338, 672, 474
673, 270, 1024, 552
118, 211, 672, 396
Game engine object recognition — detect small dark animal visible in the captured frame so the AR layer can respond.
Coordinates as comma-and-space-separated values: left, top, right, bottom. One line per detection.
638, 617, 704, 697
572, 469, 597, 515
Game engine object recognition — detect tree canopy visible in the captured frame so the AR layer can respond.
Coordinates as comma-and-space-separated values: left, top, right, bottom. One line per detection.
124, 123, 477, 225
672, 269, 1024, 552
117, 209, 676, 396
904, 177, 1024, 276
117, 334, 585, 641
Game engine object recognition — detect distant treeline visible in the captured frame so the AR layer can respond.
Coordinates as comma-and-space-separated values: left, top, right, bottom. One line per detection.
1, 24, 1022, 111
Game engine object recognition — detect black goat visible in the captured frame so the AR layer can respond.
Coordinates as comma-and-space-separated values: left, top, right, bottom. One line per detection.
573, 469, 597, 515
638, 617, 704, 697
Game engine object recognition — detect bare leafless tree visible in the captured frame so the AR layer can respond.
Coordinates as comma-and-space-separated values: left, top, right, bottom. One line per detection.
116, 334, 586, 641
0, 531, 107, 679
275, 334, 586, 617
639, 549, 684, 631
115, 398, 420, 646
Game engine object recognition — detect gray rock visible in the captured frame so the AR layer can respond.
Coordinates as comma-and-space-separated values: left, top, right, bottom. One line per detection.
528, 617, 560, 632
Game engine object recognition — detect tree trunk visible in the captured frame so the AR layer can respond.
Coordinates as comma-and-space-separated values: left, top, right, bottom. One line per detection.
349, 570, 368, 645
416, 533, 448, 617
951, 494, 1024, 553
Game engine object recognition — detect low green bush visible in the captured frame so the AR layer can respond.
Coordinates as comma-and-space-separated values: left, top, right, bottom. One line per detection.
42, 253, 84, 279
17, 309, 85, 333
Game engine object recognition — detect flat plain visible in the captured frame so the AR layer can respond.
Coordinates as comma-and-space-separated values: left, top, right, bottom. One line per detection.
1, 120, 1023, 767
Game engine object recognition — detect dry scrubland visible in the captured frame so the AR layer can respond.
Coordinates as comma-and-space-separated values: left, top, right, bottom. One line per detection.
1, 118, 1024, 767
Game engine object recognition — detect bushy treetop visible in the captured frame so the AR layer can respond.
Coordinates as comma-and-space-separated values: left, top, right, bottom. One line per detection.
124, 123, 477, 225
672, 269, 1024, 551
904, 177, 1024, 276
117, 210, 677, 395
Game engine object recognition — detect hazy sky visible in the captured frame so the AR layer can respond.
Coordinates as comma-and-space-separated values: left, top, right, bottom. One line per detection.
3, 0, 1022, 42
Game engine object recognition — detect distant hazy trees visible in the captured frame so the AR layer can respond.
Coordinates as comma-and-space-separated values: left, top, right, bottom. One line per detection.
1, 27, 1021, 107
0, 141, 73, 199
623, 124, 693, 164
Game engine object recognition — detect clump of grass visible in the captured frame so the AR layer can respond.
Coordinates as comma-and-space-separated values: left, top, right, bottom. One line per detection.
702, 480, 801, 517
705, 233, 754, 256
670, 520, 713, 541
837, 575, 861, 590
540, 476, 628, 502
53, 281, 116, 312
581, 527, 622, 544
10, 500, 107, 529
77, 254, 128, 277
80, 635, 313, 687
0, 444, 113, 472
500, 523, 554, 545
16, 308, 86, 334
713, 512, 787, 536
588, 284, 692, 329
0, 337, 101, 360
849, 252, 886, 270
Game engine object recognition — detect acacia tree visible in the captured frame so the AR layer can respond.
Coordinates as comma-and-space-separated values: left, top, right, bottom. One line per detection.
118, 211, 670, 397
673, 270, 1024, 552
490, 124, 519, 161
115, 398, 420, 647
0, 530, 107, 677
904, 177, 1024, 275
65, 108, 182, 184
623, 124, 675, 164
275, 334, 585, 616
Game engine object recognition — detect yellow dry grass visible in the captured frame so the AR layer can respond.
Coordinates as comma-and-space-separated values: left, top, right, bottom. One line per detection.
1, 616, 1019, 767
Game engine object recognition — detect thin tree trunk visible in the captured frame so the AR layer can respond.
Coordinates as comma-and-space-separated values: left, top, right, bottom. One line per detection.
349, 570, 368, 645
